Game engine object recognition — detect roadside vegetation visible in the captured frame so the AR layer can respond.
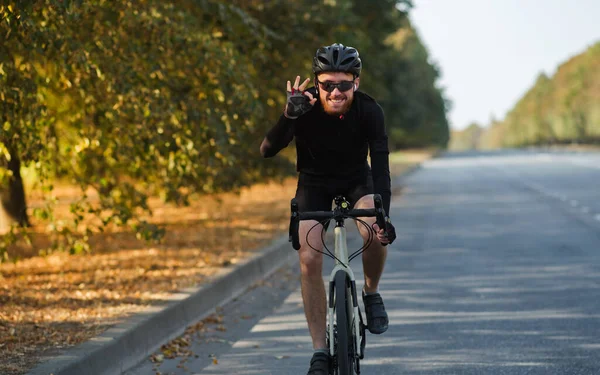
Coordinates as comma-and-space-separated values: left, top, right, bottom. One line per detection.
450, 42, 600, 151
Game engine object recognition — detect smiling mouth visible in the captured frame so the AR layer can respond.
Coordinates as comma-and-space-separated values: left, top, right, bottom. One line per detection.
328, 97, 346, 104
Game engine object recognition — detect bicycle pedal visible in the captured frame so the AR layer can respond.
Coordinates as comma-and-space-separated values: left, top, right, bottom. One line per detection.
359, 321, 366, 359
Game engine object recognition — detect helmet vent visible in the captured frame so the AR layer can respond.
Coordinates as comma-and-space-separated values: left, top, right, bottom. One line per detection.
341, 57, 354, 65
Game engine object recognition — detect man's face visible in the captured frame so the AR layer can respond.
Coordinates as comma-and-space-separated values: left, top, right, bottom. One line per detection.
315, 72, 359, 116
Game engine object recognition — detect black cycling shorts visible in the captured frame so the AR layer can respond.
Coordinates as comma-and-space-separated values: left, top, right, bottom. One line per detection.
294, 169, 374, 213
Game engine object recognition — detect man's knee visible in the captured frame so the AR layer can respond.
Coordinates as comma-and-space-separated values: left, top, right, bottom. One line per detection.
354, 194, 375, 209
353, 194, 379, 239
298, 220, 324, 276
299, 247, 323, 276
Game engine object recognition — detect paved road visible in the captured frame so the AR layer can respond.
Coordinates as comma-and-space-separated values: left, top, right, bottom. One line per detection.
127, 150, 600, 375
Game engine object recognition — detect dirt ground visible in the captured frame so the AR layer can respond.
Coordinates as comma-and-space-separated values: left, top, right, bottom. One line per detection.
0, 149, 435, 375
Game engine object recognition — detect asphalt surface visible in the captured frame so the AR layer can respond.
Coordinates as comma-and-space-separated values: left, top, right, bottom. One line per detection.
126, 150, 600, 375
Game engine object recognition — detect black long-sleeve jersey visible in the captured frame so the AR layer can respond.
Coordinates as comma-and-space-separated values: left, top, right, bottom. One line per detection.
261, 88, 392, 215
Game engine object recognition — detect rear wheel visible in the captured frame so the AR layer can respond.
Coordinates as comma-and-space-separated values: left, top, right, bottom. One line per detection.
334, 270, 356, 374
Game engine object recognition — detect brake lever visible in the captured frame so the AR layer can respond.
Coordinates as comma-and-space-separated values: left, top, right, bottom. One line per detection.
373, 194, 388, 245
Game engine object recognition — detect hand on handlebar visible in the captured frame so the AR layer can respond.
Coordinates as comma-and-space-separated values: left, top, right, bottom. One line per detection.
372, 217, 396, 245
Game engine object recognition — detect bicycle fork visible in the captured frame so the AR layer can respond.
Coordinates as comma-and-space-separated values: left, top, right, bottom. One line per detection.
327, 226, 366, 369
327, 272, 364, 371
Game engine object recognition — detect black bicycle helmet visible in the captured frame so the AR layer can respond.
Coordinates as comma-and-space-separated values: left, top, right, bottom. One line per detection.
312, 43, 362, 77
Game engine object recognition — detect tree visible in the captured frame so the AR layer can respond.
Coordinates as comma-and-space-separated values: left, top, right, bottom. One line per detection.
479, 41, 600, 147
449, 122, 483, 151
0, 0, 450, 258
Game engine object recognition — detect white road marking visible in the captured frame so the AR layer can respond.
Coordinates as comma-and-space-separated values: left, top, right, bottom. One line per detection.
566, 158, 600, 169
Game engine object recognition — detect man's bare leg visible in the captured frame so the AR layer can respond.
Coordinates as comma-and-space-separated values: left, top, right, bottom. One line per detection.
298, 220, 327, 349
354, 194, 387, 293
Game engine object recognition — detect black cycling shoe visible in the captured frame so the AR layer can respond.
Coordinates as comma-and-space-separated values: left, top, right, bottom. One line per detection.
307, 352, 331, 375
363, 291, 389, 334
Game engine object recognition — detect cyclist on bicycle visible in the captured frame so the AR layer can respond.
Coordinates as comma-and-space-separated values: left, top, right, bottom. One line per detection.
260, 43, 397, 375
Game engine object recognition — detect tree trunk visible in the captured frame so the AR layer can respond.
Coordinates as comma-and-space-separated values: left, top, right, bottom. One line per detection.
0, 147, 30, 233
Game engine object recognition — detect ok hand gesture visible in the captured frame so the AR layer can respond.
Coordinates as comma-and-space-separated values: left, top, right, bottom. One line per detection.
285, 76, 317, 119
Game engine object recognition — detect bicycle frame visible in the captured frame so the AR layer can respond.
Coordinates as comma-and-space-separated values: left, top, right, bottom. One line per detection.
328, 223, 362, 363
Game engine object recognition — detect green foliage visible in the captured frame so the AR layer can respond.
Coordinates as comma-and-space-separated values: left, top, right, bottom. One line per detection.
0, 0, 449, 258
479, 42, 600, 149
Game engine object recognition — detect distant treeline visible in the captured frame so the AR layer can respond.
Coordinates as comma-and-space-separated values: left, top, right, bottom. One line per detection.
451, 41, 600, 150
0, 1, 449, 254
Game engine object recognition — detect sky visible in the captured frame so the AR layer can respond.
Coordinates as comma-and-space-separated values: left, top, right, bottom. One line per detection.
409, 0, 600, 130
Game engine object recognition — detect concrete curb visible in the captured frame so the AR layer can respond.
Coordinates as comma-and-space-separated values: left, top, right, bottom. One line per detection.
28, 235, 296, 375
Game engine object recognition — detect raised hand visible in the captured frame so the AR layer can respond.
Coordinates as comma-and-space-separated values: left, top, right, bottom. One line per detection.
285, 76, 317, 119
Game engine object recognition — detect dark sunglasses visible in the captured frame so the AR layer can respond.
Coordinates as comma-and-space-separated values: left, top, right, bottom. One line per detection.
316, 79, 354, 93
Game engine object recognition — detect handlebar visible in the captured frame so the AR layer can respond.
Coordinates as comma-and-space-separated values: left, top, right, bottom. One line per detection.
289, 194, 388, 250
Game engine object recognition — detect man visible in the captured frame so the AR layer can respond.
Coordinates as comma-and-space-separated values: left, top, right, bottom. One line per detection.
260, 43, 396, 375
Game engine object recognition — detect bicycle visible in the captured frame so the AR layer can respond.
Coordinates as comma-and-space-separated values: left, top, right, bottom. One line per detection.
289, 194, 388, 375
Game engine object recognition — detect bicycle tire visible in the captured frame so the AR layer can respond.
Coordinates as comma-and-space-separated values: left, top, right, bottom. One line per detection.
334, 270, 356, 374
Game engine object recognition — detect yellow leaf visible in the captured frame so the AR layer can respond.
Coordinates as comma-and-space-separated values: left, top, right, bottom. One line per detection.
0, 143, 11, 161
214, 89, 225, 102
212, 358, 218, 365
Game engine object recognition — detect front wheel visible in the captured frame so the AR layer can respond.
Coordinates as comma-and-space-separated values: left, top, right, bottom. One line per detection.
334, 270, 356, 374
